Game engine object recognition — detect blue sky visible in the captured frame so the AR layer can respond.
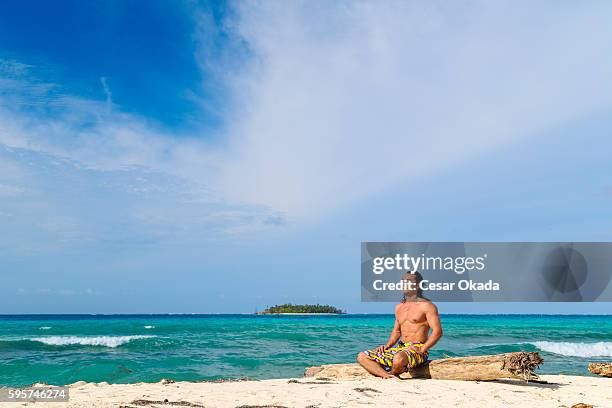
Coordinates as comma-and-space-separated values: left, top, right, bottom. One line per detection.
1, 1, 611, 314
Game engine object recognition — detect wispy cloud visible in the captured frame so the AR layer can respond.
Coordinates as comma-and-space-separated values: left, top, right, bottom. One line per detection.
99, 76, 113, 112
0, 142, 279, 254
16, 287, 96, 296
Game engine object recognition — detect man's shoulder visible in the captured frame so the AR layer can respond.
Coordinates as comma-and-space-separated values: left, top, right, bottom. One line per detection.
394, 303, 405, 314
420, 300, 439, 313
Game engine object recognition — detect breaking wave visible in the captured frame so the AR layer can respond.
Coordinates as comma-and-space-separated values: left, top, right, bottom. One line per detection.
28, 335, 155, 348
531, 341, 612, 357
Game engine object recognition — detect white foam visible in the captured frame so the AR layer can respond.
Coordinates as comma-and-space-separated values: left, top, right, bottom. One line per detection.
29, 335, 154, 348
531, 341, 612, 357
38, 326, 52, 330
144, 325, 155, 329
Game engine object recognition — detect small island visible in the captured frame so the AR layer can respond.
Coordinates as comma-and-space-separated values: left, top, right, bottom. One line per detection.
257, 303, 346, 315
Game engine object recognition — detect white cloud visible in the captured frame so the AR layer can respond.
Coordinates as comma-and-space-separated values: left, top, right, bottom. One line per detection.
214, 1, 612, 217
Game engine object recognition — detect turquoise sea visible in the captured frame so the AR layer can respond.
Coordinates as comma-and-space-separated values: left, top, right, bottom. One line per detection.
1, 314, 610, 386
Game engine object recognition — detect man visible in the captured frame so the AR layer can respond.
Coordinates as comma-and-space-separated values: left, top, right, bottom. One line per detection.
357, 271, 443, 378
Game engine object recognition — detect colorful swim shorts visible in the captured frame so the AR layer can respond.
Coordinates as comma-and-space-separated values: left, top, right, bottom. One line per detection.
363, 341, 428, 372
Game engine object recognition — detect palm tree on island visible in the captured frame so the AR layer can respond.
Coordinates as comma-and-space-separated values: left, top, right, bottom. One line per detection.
257, 303, 346, 314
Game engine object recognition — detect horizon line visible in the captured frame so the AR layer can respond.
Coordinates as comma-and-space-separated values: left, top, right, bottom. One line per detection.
0, 312, 610, 316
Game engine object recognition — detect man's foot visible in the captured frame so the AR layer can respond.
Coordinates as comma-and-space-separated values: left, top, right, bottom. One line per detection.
358, 352, 394, 379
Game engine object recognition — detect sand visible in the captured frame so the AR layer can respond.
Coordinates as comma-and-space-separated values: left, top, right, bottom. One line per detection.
1, 375, 609, 408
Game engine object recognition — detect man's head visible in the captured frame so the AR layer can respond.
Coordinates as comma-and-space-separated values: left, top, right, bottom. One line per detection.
401, 271, 424, 301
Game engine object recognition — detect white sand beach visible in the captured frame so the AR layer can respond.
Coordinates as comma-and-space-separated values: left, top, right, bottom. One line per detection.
2, 375, 609, 408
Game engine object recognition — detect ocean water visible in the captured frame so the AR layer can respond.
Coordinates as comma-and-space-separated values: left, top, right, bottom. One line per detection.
0, 314, 610, 386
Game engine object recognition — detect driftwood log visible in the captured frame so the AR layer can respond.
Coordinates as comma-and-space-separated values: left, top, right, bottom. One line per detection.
305, 352, 543, 381
588, 362, 612, 377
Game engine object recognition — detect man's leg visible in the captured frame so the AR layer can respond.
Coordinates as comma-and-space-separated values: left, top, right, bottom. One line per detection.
356, 352, 394, 379
390, 352, 408, 375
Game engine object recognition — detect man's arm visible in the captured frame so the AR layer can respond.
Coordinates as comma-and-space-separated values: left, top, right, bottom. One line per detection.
420, 303, 443, 354
386, 318, 401, 347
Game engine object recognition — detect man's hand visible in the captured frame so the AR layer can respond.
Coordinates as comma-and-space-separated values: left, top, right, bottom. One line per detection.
375, 344, 388, 353
407, 345, 427, 355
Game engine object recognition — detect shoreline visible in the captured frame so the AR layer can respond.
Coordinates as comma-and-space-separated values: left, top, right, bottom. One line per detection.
2, 375, 609, 408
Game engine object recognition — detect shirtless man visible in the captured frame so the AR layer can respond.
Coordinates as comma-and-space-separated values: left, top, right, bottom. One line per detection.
357, 271, 443, 378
